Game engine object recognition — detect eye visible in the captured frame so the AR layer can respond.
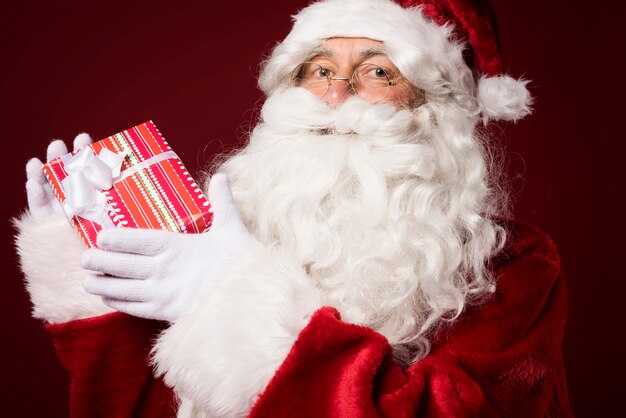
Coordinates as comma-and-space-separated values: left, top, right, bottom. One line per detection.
372, 67, 388, 78
367, 66, 388, 78
299, 63, 333, 81
358, 64, 393, 81
313, 66, 331, 78
291, 62, 335, 87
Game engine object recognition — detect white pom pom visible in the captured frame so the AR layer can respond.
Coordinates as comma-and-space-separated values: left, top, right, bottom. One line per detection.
477, 75, 533, 123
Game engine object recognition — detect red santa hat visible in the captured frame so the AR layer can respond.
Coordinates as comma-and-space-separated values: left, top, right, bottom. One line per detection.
259, 0, 532, 123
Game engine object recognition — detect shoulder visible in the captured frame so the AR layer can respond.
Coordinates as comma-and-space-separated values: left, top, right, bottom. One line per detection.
495, 219, 561, 269
489, 219, 565, 311
489, 219, 565, 313
424, 221, 572, 417
432, 219, 568, 352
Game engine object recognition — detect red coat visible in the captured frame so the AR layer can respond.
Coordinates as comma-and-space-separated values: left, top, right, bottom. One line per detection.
44, 220, 572, 417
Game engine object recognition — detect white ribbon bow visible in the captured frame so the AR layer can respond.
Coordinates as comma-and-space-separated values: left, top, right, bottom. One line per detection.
60, 147, 126, 224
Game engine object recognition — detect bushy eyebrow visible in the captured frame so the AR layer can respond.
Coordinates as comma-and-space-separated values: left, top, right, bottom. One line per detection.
304, 46, 388, 62
304, 47, 333, 61
357, 47, 387, 60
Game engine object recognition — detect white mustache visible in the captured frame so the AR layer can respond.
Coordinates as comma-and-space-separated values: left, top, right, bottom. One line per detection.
260, 88, 418, 139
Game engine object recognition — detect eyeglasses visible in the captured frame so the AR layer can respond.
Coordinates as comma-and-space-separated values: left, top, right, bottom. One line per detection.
289, 62, 401, 103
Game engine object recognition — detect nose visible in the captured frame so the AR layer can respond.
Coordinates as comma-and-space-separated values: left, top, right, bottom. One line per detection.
323, 77, 351, 107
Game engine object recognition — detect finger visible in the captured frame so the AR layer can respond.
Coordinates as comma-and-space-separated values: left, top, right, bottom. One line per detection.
73, 132, 93, 151
39, 181, 64, 215
81, 248, 154, 279
47, 139, 68, 162
97, 227, 172, 256
26, 158, 45, 182
101, 297, 162, 321
26, 179, 50, 216
208, 172, 242, 227
83, 274, 148, 302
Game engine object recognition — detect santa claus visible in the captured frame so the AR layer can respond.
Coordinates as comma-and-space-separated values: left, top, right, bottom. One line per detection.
15, 0, 573, 416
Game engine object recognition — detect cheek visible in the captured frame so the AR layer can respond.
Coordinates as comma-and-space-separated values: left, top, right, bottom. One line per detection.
384, 83, 423, 108
303, 84, 328, 97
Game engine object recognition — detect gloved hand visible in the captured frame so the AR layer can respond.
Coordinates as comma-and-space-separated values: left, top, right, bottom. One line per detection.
81, 173, 256, 322
26, 133, 93, 219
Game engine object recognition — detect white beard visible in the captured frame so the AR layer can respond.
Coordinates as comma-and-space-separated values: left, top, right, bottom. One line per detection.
213, 88, 503, 363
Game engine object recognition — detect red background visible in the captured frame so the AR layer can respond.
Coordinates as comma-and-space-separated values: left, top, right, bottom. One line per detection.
1, 1, 623, 416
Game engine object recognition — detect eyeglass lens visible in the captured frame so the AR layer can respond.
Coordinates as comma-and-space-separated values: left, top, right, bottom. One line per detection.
290, 62, 392, 103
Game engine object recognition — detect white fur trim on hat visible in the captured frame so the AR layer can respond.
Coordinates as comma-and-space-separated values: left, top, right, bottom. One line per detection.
152, 240, 325, 417
260, 0, 533, 122
13, 212, 114, 323
259, 0, 464, 97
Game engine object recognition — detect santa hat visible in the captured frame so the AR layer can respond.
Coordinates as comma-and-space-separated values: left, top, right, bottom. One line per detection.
259, 0, 532, 123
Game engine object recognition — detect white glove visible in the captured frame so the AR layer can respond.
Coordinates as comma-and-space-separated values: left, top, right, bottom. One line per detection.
26, 133, 93, 219
81, 173, 256, 322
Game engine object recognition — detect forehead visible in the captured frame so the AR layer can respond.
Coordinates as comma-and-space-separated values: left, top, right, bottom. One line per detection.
321, 37, 384, 50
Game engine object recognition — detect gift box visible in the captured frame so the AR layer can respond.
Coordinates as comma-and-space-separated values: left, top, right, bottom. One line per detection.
43, 120, 213, 248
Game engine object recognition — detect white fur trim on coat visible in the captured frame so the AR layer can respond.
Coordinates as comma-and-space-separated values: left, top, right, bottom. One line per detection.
13, 212, 113, 323
152, 240, 325, 418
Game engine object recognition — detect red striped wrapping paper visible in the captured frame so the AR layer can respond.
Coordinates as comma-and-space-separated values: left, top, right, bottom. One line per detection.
43, 120, 213, 248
